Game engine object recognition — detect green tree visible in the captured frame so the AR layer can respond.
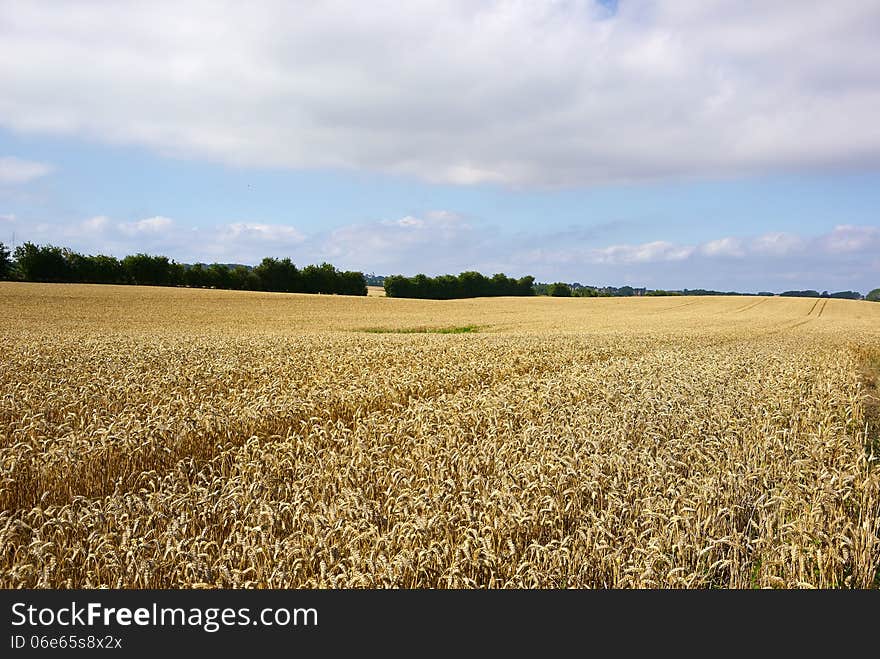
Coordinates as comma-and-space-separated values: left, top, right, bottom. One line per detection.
229, 265, 259, 290
516, 275, 536, 296
458, 271, 489, 298
14, 243, 71, 281
385, 271, 535, 299
547, 282, 572, 297
301, 262, 336, 294
0, 241, 11, 279
184, 263, 209, 288
86, 254, 127, 284
122, 253, 172, 286
339, 270, 367, 296
167, 261, 185, 286
383, 274, 411, 298
829, 290, 861, 300
207, 263, 232, 289
254, 257, 300, 292
867, 288, 880, 302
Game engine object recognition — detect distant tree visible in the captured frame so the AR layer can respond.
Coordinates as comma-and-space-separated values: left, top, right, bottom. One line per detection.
383, 275, 411, 298
207, 263, 232, 289
409, 273, 430, 298
0, 241, 12, 279
434, 274, 460, 299
64, 252, 125, 284
758, 292, 774, 297
1, 239, 364, 295
458, 271, 489, 298
547, 282, 571, 297
490, 273, 510, 296
229, 265, 258, 291
184, 263, 208, 288
255, 257, 300, 292
301, 262, 336, 294
339, 270, 367, 296
14, 243, 71, 281
517, 276, 536, 296
867, 288, 880, 302
572, 287, 598, 297
94, 255, 127, 284
122, 253, 172, 286
65, 251, 93, 282
384, 271, 532, 299
167, 261, 185, 286
829, 291, 862, 300
780, 290, 821, 298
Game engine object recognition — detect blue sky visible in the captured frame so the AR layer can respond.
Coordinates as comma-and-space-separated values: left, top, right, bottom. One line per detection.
1, 1, 879, 292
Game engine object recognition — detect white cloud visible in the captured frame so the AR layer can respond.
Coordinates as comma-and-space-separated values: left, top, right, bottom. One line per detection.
218, 222, 305, 244
118, 216, 173, 235
751, 232, 804, 256
591, 241, 695, 265
321, 211, 481, 271
823, 224, 880, 253
383, 216, 425, 229
700, 237, 745, 257
0, 213, 15, 222
0, 2, 878, 186
1, 213, 309, 263
0, 157, 52, 184
81, 215, 109, 232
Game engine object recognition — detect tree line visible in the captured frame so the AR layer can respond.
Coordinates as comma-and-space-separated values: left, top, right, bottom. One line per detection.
2, 242, 877, 302
384, 271, 535, 299
778, 289, 862, 299
537, 282, 874, 299
0, 242, 367, 295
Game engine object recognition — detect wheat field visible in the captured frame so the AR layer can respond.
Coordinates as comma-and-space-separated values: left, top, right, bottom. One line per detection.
1, 282, 878, 588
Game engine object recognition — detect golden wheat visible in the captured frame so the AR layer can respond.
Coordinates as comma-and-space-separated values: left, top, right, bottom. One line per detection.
1, 282, 878, 588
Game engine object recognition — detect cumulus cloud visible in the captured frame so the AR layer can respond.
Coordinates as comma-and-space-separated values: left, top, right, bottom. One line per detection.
218, 223, 305, 243
118, 216, 174, 235
751, 232, 804, 256
591, 241, 695, 265
199, 222, 307, 262
318, 211, 489, 272
3, 213, 310, 264
822, 224, 880, 254
700, 237, 745, 258
0, 157, 52, 184
0, 1, 878, 186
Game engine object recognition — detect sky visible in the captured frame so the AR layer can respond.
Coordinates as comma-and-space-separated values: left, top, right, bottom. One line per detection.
0, 0, 879, 292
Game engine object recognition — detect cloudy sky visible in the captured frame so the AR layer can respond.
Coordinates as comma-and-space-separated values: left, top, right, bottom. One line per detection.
1, 0, 879, 292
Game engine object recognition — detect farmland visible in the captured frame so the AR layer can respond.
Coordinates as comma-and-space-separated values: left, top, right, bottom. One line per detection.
1, 282, 879, 588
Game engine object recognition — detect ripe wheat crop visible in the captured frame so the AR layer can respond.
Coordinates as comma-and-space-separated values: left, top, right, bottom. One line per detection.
1, 283, 879, 588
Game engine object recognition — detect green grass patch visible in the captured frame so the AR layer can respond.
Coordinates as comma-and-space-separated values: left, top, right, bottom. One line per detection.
360, 325, 480, 334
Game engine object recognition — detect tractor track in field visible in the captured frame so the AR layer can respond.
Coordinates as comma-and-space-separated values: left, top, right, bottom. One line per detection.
650, 299, 702, 314
735, 298, 770, 314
